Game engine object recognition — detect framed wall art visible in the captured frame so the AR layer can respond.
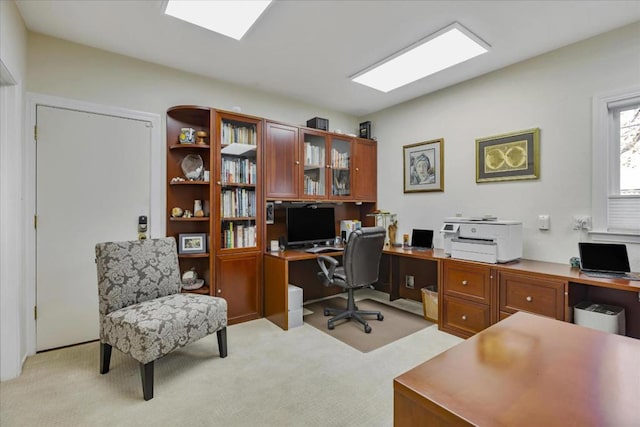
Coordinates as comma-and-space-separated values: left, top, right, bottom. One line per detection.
178, 233, 207, 254
265, 201, 274, 225
403, 138, 444, 193
476, 128, 540, 183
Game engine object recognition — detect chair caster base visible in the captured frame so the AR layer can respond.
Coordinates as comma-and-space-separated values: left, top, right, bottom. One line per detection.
328, 321, 335, 330
377, 313, 384, 321
364, 324, 372, 333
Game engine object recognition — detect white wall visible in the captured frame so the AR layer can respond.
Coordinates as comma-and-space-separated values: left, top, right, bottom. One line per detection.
0, 0, 28, 381
367, 22, 640, 269
26, 33, 359, 134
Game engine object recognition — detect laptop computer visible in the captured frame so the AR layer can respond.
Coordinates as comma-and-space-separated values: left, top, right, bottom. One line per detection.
578, 242, 637, 280
410, 229, 434, 250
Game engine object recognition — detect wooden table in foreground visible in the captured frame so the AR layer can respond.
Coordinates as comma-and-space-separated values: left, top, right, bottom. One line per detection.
394, 311, 640, 426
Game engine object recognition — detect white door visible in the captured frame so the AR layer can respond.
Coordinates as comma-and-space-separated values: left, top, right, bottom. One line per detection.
36, 105, 151, 351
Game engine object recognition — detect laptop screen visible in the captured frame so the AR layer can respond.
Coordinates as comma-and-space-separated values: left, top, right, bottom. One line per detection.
411, 229, 433, 249
578, 243, 630, 273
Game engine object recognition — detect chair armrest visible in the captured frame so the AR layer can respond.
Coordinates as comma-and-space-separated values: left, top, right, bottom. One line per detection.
317, 255, 339, 286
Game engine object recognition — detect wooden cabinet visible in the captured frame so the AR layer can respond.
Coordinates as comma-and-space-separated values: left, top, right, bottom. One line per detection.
441, 259, 568, 338
353, 138, 377, 201
166, 106, 213, 295
167, 106, 262, 323
441, 260, 495, 338
498, 271, 566, 320
213, 110, 263, 323
264, 121, 299, 199
215, 252, 262, 323
265, 122, 377, 203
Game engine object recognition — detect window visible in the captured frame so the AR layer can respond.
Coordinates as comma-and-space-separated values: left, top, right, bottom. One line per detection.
592, 87, 640, 241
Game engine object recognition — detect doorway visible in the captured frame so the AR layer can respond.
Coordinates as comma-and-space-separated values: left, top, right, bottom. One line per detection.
27, 96, 162, 352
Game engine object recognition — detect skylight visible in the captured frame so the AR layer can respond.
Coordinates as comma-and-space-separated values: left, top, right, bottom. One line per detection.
352, 23, 490, 93
163, 0, 272, 41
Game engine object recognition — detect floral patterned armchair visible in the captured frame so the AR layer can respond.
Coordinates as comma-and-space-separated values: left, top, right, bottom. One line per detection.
95, 237, 227, 400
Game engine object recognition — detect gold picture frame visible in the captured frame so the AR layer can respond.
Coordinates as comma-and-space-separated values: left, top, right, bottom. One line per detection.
403, 138, 444, 193
476, 128, 540, 183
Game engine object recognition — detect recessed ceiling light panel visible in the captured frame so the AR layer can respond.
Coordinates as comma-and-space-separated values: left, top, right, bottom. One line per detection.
352, 22, 490, 93
164, 0, 272, 40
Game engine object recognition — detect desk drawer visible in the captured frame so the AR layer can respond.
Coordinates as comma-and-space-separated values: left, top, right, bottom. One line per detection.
499, 272, 566, 320
442, 295, 491, 338
443, 261, 492, 304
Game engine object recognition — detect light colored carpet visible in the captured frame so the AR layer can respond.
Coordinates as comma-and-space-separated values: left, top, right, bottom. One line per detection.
0, 294, 462, 427
304, 298, 432, 352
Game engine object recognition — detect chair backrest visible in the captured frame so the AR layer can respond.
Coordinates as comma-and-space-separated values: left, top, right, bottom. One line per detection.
95, 237, 181, 317
342, 226, 386, 288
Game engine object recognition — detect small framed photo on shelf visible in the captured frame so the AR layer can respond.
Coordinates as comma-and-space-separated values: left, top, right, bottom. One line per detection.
403, 138, 444, 193
476, 128, 540, 183
178, 233, 207, 254
265, 201, 274, 225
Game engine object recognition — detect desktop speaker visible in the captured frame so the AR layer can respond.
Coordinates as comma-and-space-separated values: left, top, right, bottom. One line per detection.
306, 117, 329, 131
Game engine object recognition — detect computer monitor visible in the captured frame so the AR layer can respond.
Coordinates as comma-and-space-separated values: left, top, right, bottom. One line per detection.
286, 207, 336, 247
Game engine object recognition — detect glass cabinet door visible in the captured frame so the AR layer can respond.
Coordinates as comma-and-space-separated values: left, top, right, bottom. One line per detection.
330, 136, 351, 198
301, 130, 328, 198
218, 114, 260, 250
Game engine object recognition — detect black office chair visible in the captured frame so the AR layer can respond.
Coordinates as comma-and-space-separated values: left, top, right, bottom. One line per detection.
316, 226, 386, 333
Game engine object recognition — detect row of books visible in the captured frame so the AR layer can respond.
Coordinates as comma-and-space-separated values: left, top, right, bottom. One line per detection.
303, 174, 324, 195
304, 142, 325, 166
331, 148, 350, 168
221, 157, 256, 184
221, 188, 256, 218
221, 122, 257, 145
222, 223, 256, 249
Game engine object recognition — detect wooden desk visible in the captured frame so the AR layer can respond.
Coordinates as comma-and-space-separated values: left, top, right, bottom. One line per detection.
264, 249, 344, 330
263, 248, 640, 336
394, 311, 640, 426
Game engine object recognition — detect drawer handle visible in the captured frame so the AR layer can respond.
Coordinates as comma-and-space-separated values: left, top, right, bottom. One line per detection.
461, 280, 468, 286
461, 315, 467, 321
526, 296, 533, 302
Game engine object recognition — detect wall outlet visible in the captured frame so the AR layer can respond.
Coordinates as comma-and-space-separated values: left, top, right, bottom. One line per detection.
405, 275, 415, 289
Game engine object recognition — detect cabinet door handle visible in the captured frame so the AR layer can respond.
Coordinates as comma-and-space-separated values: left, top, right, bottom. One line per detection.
295, 160, 300, 165
461, 280, 468, 286
526, 296, 533, 302
217, 289, 222, 295
461, 315, 467, 321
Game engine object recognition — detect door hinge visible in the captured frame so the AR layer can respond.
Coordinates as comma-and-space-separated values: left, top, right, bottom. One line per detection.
34, 215, 37, 229
34, 125, 37, 141
34, 306, 37, 320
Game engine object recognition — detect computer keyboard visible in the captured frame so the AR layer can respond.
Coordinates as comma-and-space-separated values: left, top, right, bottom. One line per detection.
582, 271, 639, 280
304, 246, 344, 254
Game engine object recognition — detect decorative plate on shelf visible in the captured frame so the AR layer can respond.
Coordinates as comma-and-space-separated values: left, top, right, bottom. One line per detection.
181, 154, 204, 180
181, 279, 204, 291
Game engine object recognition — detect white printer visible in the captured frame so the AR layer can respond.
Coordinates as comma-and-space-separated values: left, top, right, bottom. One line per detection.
440, 217, 522, 263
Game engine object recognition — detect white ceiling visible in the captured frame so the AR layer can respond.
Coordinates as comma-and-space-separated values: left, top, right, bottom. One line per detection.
15, 0, 640, 117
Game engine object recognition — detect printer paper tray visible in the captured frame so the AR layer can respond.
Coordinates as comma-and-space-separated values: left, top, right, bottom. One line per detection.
451, 240, 498, 264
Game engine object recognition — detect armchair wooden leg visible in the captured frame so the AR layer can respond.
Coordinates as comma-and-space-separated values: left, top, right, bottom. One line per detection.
140, 361, 154, 401
217, 327, 228, 358
100, 343, 112, 374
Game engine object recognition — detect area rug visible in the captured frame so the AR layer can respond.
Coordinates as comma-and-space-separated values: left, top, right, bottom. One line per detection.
303, 297, 432, 353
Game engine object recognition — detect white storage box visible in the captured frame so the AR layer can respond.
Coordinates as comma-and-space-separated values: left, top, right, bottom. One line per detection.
288, 284, 303, 310
288, 307, 303, 329
574, 302, 626, 335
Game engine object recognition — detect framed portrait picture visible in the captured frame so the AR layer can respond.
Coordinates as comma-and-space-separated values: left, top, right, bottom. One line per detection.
178, 233, 207, 254
476, 128, 540, 183
265, 201, 274, 225
403, 138, 444, 193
